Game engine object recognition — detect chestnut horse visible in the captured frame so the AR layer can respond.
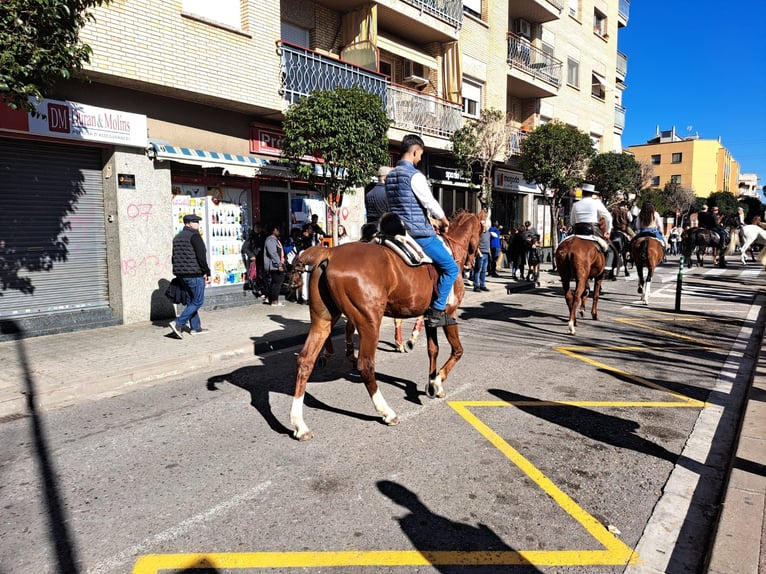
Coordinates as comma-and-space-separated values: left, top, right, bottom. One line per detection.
631, 235, 665, 305
554, 224, 606, 335
289, 210, 483, 440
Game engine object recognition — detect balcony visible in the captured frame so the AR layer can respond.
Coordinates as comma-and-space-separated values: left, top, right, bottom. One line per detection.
507, 34, 562, 99
386, 84, 463, 139
614, 104, 626, 132
508, 0, 563, 24
278, 41, 389, 106
618, 0, 630, 27
616, 51, 627, 81
508, 127, 530, 156
400, 0, 462, 29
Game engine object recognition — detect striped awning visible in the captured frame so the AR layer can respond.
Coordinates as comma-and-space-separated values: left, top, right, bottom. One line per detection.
149, 142, 271, 176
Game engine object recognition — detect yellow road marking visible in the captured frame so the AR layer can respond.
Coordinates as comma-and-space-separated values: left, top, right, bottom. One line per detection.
133, 315, 720, 572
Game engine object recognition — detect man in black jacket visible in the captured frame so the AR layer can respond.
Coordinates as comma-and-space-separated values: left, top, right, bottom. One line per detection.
168, 214, 211, 338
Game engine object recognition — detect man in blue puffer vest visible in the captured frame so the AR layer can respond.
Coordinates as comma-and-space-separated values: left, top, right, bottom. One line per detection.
386, 134, 459, 328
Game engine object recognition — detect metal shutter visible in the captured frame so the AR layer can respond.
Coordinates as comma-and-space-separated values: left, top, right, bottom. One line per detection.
0, 138, 109, 317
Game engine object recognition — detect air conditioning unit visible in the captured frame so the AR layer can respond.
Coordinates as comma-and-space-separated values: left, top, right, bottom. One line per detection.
403, 60, 429, 88
513, 18, 532, 39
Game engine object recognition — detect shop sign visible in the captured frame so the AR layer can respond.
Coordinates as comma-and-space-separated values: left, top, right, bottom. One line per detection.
428, 164, 476, 184
0, 98, 148, 147
118, 173, 136, 189
249, 122, 320, 163
494, 168, 539, 194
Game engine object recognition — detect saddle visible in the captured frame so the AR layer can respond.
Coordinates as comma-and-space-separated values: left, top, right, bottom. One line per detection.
563, 229, 609, 253
372, 234, 433, 267
635, 230, 666, 248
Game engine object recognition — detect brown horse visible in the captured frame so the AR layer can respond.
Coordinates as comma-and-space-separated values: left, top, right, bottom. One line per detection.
554, 226, 606, 335
289, 210, 484, 440
631, 235, 665, 305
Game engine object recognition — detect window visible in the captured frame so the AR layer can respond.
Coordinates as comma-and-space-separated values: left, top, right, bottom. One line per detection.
567, 58, 579, 88
593, 9, 607, 37
590, 134, 601, 153
463, 0, 481, 18
591, 73, 605, 100
651, 176, 660, 187
183, 0, 241, 30
651, 154, 661, 165
672, 152, 683, 163
670, 175, 682, 184
281, 21, 310, 48
569, 0, 579, 19
462, 78, 482, 118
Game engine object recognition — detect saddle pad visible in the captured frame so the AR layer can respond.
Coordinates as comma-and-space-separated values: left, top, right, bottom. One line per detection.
565, 234, 609, 253
374, 234, 434, 266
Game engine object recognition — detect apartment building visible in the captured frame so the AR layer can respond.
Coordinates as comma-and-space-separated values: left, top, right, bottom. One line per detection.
0, 0, 625, 336
627, 127, 741, 197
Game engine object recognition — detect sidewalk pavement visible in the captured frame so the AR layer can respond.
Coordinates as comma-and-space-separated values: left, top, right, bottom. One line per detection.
0, 268, 762, 573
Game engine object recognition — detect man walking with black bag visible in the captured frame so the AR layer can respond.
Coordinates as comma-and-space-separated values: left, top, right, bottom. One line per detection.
168, 214, 211, 338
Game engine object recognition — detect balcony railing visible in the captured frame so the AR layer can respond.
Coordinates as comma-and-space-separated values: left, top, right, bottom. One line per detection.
386, 84, 463, 139
618, 0, 630, 22
401, 0, 463, 29
616, 51, 627, 78
507, 34, 562, 88
508, 127, 529, 156
545, 0, 565, 12
614, 104, 626, 130
278, 41, 389, 106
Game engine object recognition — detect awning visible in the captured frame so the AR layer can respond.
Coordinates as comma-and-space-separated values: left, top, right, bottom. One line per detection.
377, 36, 438, 70
591, 72, 613, 90
148, 142, 270, 177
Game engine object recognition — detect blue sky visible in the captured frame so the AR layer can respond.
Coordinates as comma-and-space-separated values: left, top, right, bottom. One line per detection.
619, 0, 766, 193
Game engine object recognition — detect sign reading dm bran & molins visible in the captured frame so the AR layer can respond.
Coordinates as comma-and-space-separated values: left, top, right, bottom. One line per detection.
0, 98, 148, 148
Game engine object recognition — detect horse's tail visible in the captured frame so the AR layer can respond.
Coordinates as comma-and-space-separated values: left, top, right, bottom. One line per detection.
725, 230, 740, 256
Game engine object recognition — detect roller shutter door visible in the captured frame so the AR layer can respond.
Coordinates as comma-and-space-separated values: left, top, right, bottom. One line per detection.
0, 138, 109, 318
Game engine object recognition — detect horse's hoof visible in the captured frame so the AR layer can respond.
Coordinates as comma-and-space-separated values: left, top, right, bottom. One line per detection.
395, 344, 405, 353
385, 416, 400, 426
425, 380, 444, 398
295, 430, 314, 441
637, 287, 643, 294
406, 340, 415, 351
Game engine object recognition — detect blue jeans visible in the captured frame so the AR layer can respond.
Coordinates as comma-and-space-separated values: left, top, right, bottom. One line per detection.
176, 276, 205, 331
473, 253, 488, 288
414, 235, 459, 311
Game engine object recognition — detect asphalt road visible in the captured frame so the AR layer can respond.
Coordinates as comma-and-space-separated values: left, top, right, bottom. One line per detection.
0, 258, 762, 574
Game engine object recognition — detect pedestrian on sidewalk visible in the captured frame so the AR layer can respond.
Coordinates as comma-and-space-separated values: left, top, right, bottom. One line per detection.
168, 213, 211, 338
489, 221, 502, 277
264, 224, 286, 306
473, 221, 490, 292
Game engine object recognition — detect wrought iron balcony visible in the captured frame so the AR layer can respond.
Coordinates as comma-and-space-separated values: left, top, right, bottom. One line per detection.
386, 84, 463, 139
614, 104, 626, 131
278, 41, 389, 106
507, 34, 562, 89
401, 0, 463, 29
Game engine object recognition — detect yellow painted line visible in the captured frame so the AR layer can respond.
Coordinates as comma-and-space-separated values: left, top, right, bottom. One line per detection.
554, 345, 708, 407
449, 402, 639, 566
613, 317, 720, 346
453, 400, 704, 408
133, 548, 641, 572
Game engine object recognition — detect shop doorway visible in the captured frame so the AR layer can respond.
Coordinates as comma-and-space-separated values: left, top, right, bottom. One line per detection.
259, 191, 290, 233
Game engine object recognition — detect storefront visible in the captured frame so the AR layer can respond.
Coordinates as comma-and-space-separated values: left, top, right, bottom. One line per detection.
0, 98, 148, 334
427, 160, 481, 217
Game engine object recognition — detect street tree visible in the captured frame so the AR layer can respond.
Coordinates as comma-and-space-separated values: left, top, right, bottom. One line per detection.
707, 191, 739, 216
450, 108, 509, 211
518, 120, 595, 252
0, 0, 110, 115
738, 195, 766, 223
280, 86, 390, 243
662, 181, 696, 220
585, 151, 642, 207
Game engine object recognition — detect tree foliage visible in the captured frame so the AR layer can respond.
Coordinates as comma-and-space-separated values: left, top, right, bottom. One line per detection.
738, 195, 766, 223
585, 151, 642, 207
707, 191, 739, 216
660, 181, 696, 217
0, 0, 109, 114
518, 121, 595, 251
450, 108, 509, 208
280, 86, 390, 240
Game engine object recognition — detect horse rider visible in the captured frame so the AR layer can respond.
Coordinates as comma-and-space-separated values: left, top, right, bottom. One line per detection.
361, 165, 391, 241
386, 134, 459, 328
569, 183, 616, 278
697, 204, 728, 251
626, 202, 666, 252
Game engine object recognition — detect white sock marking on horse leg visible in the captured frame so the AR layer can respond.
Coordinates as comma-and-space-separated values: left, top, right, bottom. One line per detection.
290, 396, 311, 438
372, 390, 397, 424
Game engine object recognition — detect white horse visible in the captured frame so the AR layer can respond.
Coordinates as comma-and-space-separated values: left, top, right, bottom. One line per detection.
727, 224, 766, 266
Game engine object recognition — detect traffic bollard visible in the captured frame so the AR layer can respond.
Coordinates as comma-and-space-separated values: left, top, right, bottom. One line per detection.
675, 255, 684, 312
